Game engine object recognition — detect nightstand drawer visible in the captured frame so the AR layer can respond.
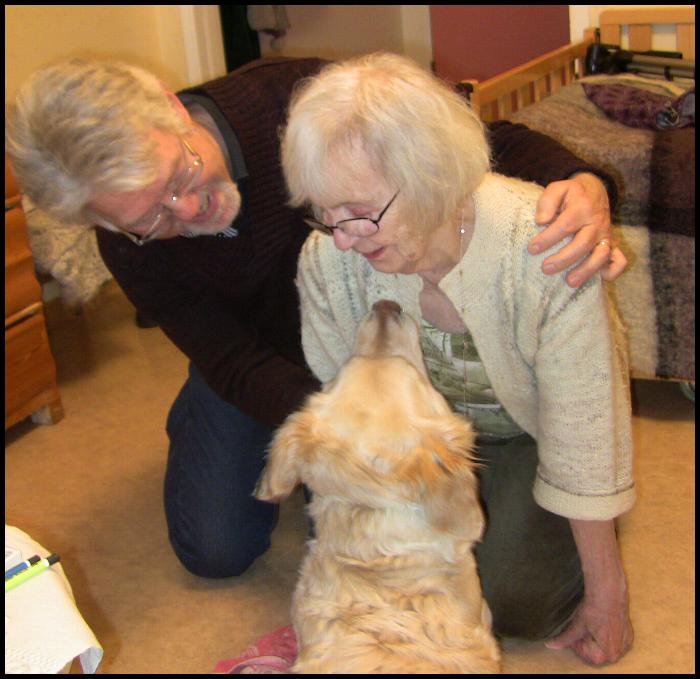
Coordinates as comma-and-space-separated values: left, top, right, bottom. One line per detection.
5, 312, 59, 422
5, 205, 42, 320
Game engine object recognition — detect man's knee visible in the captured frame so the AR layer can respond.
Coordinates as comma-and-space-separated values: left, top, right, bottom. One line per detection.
170, 530, 274, 578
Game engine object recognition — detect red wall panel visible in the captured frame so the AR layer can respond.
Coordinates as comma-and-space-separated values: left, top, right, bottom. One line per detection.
431, 5, 570, 83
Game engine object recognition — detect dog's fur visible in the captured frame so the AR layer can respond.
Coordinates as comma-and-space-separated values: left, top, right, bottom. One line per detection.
256, 300, 500, 673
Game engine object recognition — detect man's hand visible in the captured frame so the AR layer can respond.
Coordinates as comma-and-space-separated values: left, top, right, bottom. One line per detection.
529, 173, 627, 288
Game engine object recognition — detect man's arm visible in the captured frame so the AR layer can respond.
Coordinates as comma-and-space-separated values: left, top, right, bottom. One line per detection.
96, 229, 320, 428
488, 120, 618, 208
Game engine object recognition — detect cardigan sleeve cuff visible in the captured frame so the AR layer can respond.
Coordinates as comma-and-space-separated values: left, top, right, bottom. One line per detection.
533, 477, 636, 521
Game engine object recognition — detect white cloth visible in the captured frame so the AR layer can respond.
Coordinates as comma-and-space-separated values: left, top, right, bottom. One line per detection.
4, 526, 103, 674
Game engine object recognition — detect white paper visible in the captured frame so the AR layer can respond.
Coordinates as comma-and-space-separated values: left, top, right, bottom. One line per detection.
4, 526, 103, 674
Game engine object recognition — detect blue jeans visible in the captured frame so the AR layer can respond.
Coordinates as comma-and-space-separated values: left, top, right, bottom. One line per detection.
164, 364, 278, 578
164, 365, 582, 639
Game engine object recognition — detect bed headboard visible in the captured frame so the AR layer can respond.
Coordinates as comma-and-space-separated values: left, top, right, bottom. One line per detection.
461, 6, 695, 121
599, 7, 694, 59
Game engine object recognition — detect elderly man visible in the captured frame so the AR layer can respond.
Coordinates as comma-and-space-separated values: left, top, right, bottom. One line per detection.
6, 56, 624, 582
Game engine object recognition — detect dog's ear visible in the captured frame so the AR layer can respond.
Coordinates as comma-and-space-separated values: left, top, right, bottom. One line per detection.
416, 415, 485, 541
423, 465, 485, 542
254, 410, 314, 503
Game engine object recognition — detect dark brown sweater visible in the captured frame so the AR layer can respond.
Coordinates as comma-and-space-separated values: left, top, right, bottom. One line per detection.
97, 57, 616, 428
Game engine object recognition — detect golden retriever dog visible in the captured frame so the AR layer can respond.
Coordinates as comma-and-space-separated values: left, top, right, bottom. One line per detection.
256, 300, 500, 674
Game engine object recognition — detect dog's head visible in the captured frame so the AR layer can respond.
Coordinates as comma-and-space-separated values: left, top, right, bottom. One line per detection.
256, 300, 483, 540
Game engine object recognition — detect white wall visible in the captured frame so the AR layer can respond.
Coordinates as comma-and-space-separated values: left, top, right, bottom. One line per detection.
6, 5, 428, 104
257, 6, 402, 61
7, 5, 691, 104
4, 5, 226, 100
400, 5, 433, 69
257, 5, 691, 74
257, 5, 432, 70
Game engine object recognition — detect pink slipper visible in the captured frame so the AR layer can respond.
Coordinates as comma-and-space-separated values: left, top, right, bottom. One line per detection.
214, 625, 298, 674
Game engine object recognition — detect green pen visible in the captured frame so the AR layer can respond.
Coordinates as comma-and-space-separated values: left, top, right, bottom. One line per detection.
4, 554, 60, 593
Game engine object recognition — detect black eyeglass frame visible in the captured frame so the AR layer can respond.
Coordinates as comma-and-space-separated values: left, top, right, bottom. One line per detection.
303, 190, 400, 237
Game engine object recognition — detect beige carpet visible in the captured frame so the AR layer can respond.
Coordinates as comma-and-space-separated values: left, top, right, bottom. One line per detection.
5, 280, 695, 674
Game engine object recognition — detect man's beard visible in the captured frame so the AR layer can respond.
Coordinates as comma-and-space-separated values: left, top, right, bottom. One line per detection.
177, 178, 241, 235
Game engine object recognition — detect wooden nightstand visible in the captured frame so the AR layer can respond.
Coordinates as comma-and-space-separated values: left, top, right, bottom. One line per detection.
5, 156, 63, 429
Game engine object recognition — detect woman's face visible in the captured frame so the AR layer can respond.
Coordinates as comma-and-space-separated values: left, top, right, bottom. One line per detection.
316, 146, 433, 275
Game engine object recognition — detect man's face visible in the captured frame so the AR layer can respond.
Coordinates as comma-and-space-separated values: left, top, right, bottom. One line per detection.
87, 126, 241, 242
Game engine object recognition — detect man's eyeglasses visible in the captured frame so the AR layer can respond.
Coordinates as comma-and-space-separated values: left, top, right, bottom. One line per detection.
303, 190, 400, 237
95, 137, 203, 246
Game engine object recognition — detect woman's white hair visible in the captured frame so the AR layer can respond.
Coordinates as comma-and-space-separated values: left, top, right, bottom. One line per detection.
281, 52, 491, 234
5, 58, 190, 223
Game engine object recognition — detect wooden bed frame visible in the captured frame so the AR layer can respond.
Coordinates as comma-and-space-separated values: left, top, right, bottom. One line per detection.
462, 7, 695, 121
459, 6, 696, 389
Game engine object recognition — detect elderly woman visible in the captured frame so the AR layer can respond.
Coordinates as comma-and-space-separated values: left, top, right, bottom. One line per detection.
281, 53, 635, 666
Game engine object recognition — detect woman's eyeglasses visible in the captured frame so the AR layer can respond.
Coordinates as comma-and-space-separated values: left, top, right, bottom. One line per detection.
303, 190, 400, 237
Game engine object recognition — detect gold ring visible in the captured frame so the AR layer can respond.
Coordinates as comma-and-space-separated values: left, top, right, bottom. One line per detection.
595, 239, 612, 249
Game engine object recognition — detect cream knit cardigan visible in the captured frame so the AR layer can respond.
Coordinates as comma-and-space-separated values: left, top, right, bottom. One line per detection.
296, 173, 635, 521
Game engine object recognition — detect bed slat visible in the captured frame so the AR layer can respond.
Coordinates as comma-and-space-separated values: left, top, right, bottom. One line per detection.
600, 24, 621, 47
677, 24, 695, 59
600, 6, 695, 57
628, 24, 652, 52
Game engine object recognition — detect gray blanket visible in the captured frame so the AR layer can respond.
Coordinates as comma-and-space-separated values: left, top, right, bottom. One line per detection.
511, 75, 695, 382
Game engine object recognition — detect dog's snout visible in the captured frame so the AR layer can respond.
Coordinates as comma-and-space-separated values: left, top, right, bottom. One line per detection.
372, 300, 402, 316
353, 299, 426, 375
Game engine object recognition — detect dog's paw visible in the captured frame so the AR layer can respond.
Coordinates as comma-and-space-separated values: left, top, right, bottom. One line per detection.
253, 475, 286, 503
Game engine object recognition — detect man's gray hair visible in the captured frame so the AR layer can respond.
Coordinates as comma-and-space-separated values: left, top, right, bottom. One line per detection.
5, 59, 189, 223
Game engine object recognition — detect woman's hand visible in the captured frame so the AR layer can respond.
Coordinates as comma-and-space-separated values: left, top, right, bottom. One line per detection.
545, 519, 634, 665
545, 577, 634, 665
529, 173, 627, 288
